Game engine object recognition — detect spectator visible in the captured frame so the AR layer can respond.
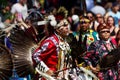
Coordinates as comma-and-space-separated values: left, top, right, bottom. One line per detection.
116, 30, 120, 47
11, 0, 28, 21
86, 11, 95, 30
106, 16, 119, 38
105, 2, 120, 27
94, 13, 105, 31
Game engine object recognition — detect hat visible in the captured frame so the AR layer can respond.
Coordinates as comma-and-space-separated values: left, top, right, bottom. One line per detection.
80, 16, 90, 23
54, 7, 68, 29
46, 15, 57, 28
97, 23, 110, 32
46, 7, 68, 29
55, 7, 68, 21
72, 15, 79, 24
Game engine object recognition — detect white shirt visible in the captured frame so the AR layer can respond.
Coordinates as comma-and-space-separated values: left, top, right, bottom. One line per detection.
11, 3, 28, 20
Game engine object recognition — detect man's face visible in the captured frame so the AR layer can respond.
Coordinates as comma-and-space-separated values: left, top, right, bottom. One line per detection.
113, 5, 119, 12
99, 29, 110, 41
56, 19, 69, 37
96, 14, 104, 23
80, 18, 90, 32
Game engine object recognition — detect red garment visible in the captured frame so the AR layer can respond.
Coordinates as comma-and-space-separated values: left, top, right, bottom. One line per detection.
32, 34, 59, 72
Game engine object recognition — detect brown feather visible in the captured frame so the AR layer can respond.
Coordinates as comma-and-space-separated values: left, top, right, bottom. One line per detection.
99, 47, 120, 69
0, 44, 13, 80
9, 28, 37, 77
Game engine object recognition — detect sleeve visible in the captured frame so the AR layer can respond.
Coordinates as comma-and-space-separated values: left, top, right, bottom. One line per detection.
11, 5, 16, 14
83, 42, 96, 66
32, 40, 56, 72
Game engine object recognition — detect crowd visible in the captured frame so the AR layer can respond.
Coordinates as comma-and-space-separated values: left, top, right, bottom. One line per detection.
0, 0, 120, 80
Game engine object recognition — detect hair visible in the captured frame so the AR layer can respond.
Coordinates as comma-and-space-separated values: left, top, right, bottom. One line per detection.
46, 21, 55, 36
116, 30, 120, 46
97, 23, 110, 32
106, 16, 115, 26
86, 11, 95, 17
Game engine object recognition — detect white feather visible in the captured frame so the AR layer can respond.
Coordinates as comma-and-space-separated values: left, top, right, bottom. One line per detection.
35, 67, 56, 80
50, 20, 57, 27
79, 67, 98, 80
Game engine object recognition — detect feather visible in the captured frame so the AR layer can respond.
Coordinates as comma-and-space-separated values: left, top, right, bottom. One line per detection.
99, 47, 120, 69
35, 67, 56, 80
0, 44, 13, 80
9, 28, 37, 77
79, 67, 98, 80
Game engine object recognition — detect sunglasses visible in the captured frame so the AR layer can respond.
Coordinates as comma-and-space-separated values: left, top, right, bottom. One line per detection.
80, 21, 89, 24
96, 16, 102, 18
100, 30, 110, 33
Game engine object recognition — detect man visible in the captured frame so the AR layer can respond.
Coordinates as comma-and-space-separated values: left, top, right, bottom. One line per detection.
32, 7, 71, 80
11, 0, 28, 21
67, 16, 99, 66
79, 16, 99, 52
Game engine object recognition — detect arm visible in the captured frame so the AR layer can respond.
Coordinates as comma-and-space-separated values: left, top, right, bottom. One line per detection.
32, 40, 56, 75
84, 42, 100, 73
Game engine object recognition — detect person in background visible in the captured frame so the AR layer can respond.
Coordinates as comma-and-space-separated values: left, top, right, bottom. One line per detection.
84, 24, 119, 80
105, 2, 120, 27
79, 16, 99, 51
94, 13, 105, 31
115, 29, 120, 80
86, 11, 95, 30
116, 30, 120, 47
1, 3, 12, 24
11, 0, 28, 21
106, 16, 119, 38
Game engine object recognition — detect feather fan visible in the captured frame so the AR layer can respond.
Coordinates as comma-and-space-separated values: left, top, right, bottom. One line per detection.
9, 28, 37, 77
99, 47, 120, 69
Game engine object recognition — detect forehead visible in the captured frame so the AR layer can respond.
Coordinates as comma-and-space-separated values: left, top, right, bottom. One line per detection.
57, 19, 68, 28
96, 14, 102, 17
107, 17, 114, 20
100, 29, 110, 31
59, 19, 68, 23
58, 19, 68, 26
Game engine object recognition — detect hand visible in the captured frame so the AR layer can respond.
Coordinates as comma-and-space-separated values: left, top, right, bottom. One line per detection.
46, 69, 54, 76
90, 65, 100, 74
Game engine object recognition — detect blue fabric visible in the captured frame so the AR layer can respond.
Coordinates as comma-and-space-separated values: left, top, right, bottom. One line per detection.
4, 37, 13, 52
9, 69, 29, 80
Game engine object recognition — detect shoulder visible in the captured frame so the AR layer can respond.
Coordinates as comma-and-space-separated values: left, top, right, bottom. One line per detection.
43, 35, 59, 46
12, 3, 21, 8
